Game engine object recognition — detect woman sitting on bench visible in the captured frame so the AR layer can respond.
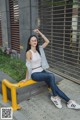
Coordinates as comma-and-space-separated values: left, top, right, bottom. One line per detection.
22, 29, 80, 109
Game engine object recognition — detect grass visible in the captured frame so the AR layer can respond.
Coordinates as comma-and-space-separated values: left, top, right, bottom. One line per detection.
0, 48, 26, 82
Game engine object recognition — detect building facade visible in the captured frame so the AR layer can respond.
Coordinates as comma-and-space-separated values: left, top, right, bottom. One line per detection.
0, 0, 38, 60
0, 0, 80, 84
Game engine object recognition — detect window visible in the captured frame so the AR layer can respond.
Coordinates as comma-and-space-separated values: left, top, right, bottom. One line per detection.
9, 0, 20, 53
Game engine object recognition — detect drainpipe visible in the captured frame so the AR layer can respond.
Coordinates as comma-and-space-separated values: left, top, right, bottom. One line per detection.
30, 0, 32, 34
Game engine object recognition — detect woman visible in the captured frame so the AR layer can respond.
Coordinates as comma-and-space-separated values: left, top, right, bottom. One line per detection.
22, 29, 80, 109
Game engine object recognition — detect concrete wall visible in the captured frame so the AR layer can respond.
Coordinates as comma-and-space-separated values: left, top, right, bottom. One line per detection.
0, 0, 11, 48
18, 0, 38, 61
30, 0, 38, 32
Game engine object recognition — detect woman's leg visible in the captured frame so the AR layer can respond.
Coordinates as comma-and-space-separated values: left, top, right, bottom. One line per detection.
45, 71, 70, 102
31, 71, 80, 109
31, 70, 58, 96
31, 70, 70, 102
49, 74, 70, 102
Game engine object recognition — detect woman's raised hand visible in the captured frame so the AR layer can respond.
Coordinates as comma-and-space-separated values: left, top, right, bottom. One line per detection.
33, 29, 40, 34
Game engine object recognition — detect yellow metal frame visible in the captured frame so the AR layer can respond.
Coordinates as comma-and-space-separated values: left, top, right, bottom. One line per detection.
2, 79, 37, 111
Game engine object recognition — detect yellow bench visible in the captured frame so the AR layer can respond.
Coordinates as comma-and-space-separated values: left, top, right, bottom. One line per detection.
2, 79, 37, 111
2, 75, 61, 111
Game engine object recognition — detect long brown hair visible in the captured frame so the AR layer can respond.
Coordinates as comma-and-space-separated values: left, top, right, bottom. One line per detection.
26, 35, 40, 54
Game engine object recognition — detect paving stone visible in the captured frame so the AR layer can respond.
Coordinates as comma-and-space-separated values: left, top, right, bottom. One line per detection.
0, 70, 80, 120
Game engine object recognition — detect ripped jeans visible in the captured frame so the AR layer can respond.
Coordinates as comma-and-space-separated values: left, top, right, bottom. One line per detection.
31, 70, 70, 102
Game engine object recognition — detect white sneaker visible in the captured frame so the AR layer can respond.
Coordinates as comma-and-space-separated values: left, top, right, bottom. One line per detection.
51, 96, 62, 109
67, 100, 80, 109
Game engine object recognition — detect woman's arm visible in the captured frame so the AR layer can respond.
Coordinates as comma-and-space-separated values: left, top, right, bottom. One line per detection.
33, 29, 49, 48
20, 51, 32, 82
25, 51, 32, 80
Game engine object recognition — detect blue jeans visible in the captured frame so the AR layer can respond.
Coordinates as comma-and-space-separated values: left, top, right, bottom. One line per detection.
31, 70, 70, 102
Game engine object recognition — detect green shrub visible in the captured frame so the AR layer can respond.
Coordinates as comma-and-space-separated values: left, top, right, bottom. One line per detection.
0, 49, 26, 82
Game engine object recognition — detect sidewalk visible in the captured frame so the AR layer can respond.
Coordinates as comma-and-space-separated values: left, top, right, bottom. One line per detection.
0, 71, 80, 120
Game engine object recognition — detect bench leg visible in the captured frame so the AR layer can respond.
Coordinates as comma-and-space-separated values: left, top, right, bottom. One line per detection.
2, 83, 8, 102
11, 87, 21, 111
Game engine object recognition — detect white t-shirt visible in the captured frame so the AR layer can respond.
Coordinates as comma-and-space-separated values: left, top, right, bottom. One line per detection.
30, 49, 43, 74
